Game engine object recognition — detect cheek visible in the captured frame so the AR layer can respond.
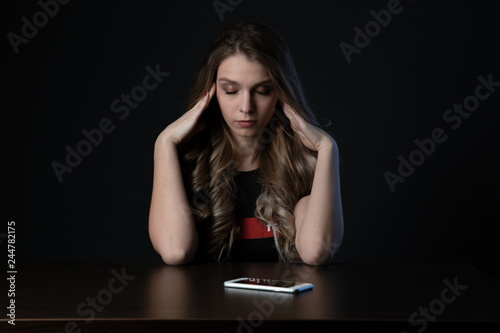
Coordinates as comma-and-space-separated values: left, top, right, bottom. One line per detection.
216, 93, 232, 121
258, 97, 278, 121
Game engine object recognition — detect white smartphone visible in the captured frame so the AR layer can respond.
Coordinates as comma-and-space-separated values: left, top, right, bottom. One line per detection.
224, 277, 313, 293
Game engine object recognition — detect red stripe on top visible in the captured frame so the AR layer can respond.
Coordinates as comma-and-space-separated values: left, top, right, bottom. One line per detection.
236, 218, 274, 240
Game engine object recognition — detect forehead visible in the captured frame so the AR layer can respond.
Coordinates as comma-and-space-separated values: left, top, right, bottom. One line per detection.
217, 54, 270, 84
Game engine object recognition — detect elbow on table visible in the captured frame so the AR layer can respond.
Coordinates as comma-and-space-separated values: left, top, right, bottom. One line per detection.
298, 241, 340, 266
153, 241, 197, 265
159, 247, 195, 265
300, 250, 332, 266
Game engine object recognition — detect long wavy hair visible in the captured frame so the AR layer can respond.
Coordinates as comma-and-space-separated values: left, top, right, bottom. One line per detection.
180, 21, 323, 262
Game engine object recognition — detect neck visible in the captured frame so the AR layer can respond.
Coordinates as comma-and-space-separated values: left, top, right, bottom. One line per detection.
232, 135, 259, 171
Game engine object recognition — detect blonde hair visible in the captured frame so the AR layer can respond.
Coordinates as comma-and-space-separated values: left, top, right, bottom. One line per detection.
180, 21, 322, 262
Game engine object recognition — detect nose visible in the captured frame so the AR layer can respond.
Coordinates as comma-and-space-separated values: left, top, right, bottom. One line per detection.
238, 91, 254, 113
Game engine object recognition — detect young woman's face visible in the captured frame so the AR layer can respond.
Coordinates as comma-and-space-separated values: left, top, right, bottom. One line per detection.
216, 54, 278, 141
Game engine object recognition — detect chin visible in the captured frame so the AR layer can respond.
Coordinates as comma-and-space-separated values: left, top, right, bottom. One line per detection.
231, 127, 261, 137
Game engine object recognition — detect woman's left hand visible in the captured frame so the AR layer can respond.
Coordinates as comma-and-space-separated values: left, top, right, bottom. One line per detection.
282, 103, 334, 152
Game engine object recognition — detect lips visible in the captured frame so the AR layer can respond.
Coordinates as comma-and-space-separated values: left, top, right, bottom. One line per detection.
236, 120, 257, 128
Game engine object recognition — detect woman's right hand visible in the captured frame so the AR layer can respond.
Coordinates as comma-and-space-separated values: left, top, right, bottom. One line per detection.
158, 82, 216, 146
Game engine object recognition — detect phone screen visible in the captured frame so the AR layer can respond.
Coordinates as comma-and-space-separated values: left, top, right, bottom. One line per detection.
235, 278, 300, 288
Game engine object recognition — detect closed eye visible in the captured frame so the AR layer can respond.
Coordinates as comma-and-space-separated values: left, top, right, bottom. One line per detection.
224, 90, 272, 95
223, 87, 273, 96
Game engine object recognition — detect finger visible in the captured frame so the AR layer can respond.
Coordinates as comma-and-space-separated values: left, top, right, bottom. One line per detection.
282, 102, 291, 116
208, 81, 216, 99
282, 105, 297, 130
284, 107, 301, 131
191, 84, 215, 118
282, 102, 298, 115
198, 82, 217, 115
282, 103, 301, 124
290, 117, 301, 133
201, 82, 217, 108
282, 104, 295, 124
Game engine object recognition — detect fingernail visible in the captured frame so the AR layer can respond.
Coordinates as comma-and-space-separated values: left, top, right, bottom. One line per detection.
205, 91, 208, 96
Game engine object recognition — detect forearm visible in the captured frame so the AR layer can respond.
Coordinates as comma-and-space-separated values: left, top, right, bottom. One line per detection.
296, 139, 344, 264
149, 136, 198, 265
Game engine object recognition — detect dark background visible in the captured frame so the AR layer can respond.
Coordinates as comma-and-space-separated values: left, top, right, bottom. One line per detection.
5, 1, 499, 280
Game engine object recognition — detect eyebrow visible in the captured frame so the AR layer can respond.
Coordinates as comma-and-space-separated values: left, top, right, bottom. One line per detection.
218, 77, 273, 87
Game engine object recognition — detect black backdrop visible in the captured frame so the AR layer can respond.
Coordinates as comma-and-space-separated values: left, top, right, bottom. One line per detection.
5, 0, 500, 280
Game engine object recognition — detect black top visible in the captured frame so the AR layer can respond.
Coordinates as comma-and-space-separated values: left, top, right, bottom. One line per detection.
230, 169, 280, 262
193, 169, 311, 262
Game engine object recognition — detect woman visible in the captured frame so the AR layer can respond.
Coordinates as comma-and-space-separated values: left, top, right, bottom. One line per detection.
149, 21, 343, 265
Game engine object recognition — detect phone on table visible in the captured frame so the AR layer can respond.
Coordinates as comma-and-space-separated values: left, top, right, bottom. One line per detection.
224, 277, 313, 293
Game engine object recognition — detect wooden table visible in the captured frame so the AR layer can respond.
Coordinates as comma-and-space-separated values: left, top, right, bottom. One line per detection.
3, 262, 500, 332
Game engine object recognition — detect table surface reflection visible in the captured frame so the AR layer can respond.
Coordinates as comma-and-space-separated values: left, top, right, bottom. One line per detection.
4, 261, 500, 332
